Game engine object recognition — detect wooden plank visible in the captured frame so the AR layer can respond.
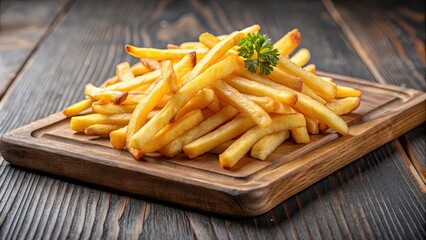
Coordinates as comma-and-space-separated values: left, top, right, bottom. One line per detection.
323, 0, 426, 188
0, 0, 424, 238
2, 75, 424, 216
0, 0, 69, 99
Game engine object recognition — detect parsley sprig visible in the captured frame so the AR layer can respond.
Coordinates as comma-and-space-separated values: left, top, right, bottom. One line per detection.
237, 33, 279, 75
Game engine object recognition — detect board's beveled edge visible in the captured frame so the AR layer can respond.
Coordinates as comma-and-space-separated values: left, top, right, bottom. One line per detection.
1, 74, 425, 217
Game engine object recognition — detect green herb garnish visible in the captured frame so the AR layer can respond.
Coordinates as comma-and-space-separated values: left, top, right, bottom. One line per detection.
237, 33, 279, 75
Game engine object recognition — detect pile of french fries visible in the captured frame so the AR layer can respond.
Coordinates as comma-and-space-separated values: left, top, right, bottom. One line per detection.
63, 24, 361, 169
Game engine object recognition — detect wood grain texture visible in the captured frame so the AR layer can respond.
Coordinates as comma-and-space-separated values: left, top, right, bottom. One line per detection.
0, 0, 425, 238
324, 0, 426, 189
0, 0, 70, 99
3, 75, 424, 216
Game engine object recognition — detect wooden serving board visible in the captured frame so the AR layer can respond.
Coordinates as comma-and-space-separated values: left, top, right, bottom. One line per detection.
1, 72, 425, 217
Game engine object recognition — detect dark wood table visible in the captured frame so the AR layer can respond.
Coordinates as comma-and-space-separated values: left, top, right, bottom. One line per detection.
1, 0, 425, 238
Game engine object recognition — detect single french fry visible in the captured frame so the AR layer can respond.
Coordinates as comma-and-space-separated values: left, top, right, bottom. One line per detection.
118, 68, 135, 82
301, 85, 327, 105
290, 48, 310, 67
199, 25, 259, 50
335, 85, 362, 98
85, 84, 128, 104
303, 64, 316, 73
213, 80, 272, 127
161, 60, 179, 93
326, 97, 360, 115
183, 115, 256, 159
92, 103, 136, 115
139, 110, 204, 153
131, 62, 151, 76
321, 76, 334, 83
219, 113, 306, 168
107, 52, 196, 91
234, 73, 348, 135
305, 116, 319, 134
209, 140, 235, 154
101, 76, 120, 87
160, 106, 239, 157
119, 94, 147, 105
291, 127, 310, 144
167, 43, 180, 49
116, 62, 131, 75
110, 126, 127, 149
63, 99, 93, 117
125, 46, 207, 60
70, 113, 132, 132
207, 93, 221, 113
140, 58, 161, 70
180, 42, 207, 49
84, 124, 124, 137
243, 94, 279, 113
225, 76, 298, 106
275, 102, 295, 114
175, 89, 215, 120
130, 55, 239, 150
274, 28, 301, 56
251, 130, 290, 160
277, 57, 336, 100
181, 30, 246, 85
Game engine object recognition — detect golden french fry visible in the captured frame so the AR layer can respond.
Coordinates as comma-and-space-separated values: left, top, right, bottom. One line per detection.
161, 60, 179, 93
321, 76, 334, 83
220, 113, 306, 168
125, 45, 207, 60
139, 110, 204, 153
303, 64, 316, 73
160, 106, 239, 157
278, 57, 336, 100
199, 25, 259, 50
118, 68, 135, 82
209, 140, 235, 154
301, 85, 327, 105
110, 126, 127, 149
274, 28, 301, 56
100, 76, 120, 88
70, 113, 132, 132
181, 30, 246, 85
107, 52, 196, 91
85, 84, 128, 104
326, 97, 360, 115
84, 124, 124, 137
175, 89, 215, 120
225, 76, 298, 106
130, 55, 240, 151
236, 68, 302, 93
179, 42, 207, 49
214, 80, 272, 127
183, 115, 256, 159
131, 62, 152, 76
63, 99, 92, 117
275, 102, 295, 114
251, 130, 290, 160
291, 127, 310, 144
155, 94, 172, 108
140, 58, 161, 70
243, 94, 279, 113
305, 116, 319, 134
290, 48, 310, 67
236, 73, 348, 135
116, 62, 131, 75
92, 103, 136, 115
335, 85, 362, 98
167, 43, 180, 49
207, 93, 221, 113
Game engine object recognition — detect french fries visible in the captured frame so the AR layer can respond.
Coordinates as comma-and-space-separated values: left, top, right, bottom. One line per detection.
251, 130, 290, 160
220, 114, 306, 168
63, 24, 361, 169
